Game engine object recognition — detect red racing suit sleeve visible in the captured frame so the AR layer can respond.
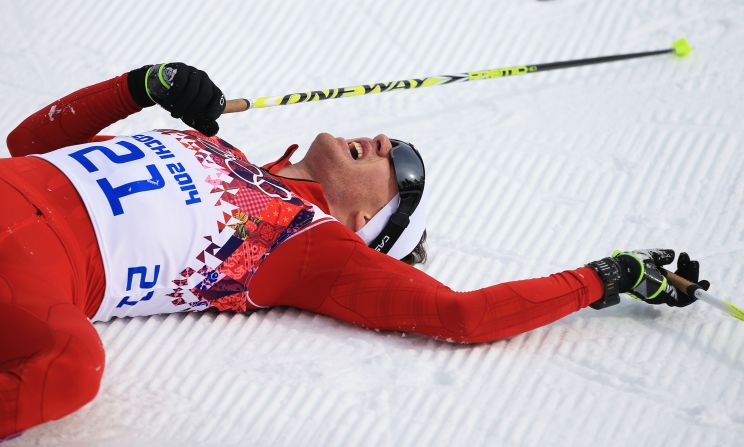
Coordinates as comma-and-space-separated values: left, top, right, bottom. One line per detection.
250, 221, 606, 343
6, 73, 140, 157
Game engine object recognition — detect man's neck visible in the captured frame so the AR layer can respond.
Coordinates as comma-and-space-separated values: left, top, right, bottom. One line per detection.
275, 161, 315, 181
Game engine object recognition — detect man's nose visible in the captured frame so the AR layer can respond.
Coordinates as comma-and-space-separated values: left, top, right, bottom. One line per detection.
375, 134, 392, 157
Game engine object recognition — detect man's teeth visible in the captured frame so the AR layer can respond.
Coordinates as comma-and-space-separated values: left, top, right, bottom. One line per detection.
349, 141, 362, 159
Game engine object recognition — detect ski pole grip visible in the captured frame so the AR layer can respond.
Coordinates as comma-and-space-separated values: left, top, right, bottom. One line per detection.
665, 271, 697, 296
225, 98, 249, 114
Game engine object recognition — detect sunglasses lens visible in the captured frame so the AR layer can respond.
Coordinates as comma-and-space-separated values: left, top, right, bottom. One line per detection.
389, 139, 425, 194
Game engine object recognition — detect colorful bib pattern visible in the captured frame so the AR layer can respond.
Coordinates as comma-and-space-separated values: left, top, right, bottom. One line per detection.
160, 130, 332, 312
37, 130, 333, 321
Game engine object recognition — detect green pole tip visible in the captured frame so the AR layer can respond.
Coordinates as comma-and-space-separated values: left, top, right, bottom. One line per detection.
724, 300, 744, 322
673, 38, 692, 57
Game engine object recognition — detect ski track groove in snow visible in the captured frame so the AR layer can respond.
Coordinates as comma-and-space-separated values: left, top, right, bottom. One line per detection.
2, 0, 744, 446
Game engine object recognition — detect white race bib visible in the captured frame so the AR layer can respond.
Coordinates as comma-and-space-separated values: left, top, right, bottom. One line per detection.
37, 130, 333, 321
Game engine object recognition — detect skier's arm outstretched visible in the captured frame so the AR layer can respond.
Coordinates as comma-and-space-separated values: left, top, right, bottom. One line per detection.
251, 222, 706, 343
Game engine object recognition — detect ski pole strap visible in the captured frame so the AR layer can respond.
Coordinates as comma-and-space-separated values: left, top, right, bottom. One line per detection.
224, 38, 692, 113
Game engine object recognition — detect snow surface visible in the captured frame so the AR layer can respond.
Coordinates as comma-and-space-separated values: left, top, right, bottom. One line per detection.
2, 0, 744, 445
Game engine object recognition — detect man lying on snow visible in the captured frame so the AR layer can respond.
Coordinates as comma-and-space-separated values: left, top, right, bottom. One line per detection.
0, 62, 709, 440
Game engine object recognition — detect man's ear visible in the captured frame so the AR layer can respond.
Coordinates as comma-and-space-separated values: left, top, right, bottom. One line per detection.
351, 210, 370, 232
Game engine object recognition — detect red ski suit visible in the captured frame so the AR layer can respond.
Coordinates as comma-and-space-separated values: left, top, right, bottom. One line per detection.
0, 73, 605, 437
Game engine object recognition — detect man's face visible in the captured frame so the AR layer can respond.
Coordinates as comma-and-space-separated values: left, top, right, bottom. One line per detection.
302, 132, 398, 230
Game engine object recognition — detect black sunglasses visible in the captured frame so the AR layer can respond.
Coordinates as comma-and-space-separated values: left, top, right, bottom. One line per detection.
368, 139, 425, 254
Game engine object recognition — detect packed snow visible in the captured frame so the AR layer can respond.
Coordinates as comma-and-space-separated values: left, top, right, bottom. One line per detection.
1, 0, 743, 445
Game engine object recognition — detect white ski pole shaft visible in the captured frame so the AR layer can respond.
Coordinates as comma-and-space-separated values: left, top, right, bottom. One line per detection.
666, 271, 744, 321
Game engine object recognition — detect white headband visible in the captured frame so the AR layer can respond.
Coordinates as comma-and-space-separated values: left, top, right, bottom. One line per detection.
355, 185, 429, 260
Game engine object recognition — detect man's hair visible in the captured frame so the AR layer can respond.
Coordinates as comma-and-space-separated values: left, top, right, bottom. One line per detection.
401, 230, 428, 266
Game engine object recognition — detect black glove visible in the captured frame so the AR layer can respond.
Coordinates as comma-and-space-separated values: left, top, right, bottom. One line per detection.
673, 252, 710, 291
587, 249, 709, 309
128, 63, 226, 137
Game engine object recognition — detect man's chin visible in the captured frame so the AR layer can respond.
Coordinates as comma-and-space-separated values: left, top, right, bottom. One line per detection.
314, 132, 336, 142
308, 132, 347, 159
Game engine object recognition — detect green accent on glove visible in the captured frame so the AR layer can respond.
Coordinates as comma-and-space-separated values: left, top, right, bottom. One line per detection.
647, 276, 667, 300
612, 250, 645, 290
144, 66, 156, 104
157, 64, 171, 89
144, 64, 173, 104
612, 250, 668, 301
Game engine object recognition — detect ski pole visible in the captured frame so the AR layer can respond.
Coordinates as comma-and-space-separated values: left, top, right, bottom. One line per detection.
224, 38, 692, 114
665, 271, 744, 322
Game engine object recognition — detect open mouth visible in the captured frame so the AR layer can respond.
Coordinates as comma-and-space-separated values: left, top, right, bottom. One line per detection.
348, 141, 363, 160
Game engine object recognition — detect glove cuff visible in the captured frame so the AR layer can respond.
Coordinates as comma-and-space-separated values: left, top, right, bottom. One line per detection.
586, 257, 622, 309
127, 65, 156, 108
